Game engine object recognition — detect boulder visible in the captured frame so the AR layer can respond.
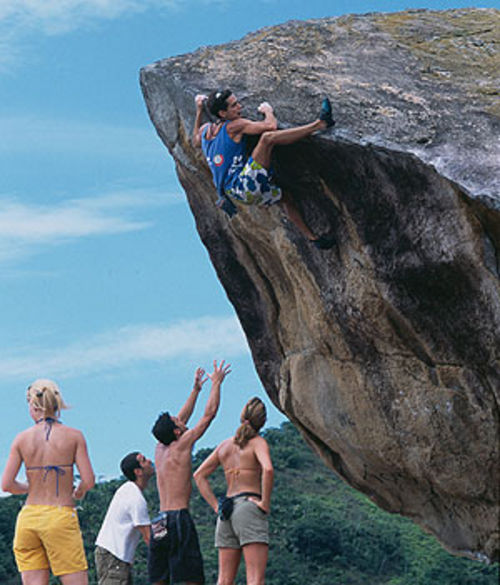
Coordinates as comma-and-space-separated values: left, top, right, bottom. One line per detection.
140, 9, 499, 562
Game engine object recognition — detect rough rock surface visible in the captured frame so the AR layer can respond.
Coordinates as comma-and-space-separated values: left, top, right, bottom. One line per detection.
140, 9, 499, 562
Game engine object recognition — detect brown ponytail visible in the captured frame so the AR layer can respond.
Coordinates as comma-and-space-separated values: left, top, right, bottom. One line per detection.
234, 397, 266, 449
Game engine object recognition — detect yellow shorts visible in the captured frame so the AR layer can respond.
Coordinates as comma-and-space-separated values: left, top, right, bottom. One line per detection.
13, 505, 88, 576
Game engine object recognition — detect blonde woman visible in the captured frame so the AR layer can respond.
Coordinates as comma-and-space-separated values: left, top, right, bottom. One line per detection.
194, 397, 274, 585
1, 379, 95, 585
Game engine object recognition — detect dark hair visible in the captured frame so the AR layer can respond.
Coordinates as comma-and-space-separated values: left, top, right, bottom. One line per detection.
207, 89, 232, 118
152, 412, 177, 445
234, 397, 267, 449
120, 451, 141, 482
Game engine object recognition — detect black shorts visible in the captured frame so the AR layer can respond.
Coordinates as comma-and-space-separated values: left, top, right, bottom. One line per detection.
148, 509, 204, 584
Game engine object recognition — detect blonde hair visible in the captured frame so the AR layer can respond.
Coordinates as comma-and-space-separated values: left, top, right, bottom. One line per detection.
234, 397, 267, 449
27, 379, 67, 418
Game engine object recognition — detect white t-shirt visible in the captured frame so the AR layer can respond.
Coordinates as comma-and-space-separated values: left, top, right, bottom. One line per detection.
95, 481, 150, 563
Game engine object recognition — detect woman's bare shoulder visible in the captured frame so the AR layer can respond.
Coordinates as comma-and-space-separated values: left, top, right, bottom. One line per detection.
57, 424, 86, 442
13, 426, 36, 444
217, 437, 234, 452
249, 434, 267, 446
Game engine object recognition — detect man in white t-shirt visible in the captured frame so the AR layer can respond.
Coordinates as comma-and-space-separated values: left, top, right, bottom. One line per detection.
95, 451, 154, 584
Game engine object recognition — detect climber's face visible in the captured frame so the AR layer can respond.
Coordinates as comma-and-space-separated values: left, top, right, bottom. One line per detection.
221, 94, 242, 120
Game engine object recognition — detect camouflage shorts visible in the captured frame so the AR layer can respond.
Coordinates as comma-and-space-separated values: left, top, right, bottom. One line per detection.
226, 158, 282, 206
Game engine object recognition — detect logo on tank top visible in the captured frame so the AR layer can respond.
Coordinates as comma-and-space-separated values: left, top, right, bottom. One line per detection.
213, 154, 224, 167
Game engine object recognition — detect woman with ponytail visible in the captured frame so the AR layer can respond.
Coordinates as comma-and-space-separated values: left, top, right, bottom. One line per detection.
194, 397, 274, 585
1, 379, 95, 585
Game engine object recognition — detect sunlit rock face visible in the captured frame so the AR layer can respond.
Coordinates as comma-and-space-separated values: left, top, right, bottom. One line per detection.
140, 9, 499, 562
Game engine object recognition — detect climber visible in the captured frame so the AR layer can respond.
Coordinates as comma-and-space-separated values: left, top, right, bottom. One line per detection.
192, 90, 336, 249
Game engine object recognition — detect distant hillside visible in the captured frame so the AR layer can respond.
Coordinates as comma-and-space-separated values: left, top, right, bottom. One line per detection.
1, 423, 498, 584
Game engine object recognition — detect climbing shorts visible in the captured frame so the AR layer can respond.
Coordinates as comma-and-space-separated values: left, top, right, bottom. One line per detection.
13, 505, 88, 576
226, 158, 282, 206
215, 495, 269, 549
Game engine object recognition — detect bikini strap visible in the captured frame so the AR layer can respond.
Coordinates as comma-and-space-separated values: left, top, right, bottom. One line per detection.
25, 463, 73, 496
35, 416, 59, 441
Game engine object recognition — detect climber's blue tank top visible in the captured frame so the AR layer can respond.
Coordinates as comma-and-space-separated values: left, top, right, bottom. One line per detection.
201, 123, 247, 193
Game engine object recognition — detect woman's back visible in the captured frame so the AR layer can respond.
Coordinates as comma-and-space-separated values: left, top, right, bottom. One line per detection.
1, 379, 94, 583
218, 436, 266, 497
18, 420, 81, 506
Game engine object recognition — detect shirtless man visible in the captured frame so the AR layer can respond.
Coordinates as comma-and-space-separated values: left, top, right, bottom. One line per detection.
192, 90, 335, 249
1, 379, 95, 585
194, 397, 273, 585
149, 360, 231, 585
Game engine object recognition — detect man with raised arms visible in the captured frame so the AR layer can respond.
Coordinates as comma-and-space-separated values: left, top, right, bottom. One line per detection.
148, 360, 231, 585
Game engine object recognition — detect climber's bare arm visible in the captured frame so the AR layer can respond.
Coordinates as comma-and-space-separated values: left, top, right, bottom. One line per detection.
192, 94, 208, 147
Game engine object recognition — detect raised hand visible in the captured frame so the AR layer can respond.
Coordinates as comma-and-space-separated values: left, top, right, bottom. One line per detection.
195, 94, 208, 108
208, 359, 231, 384
193, 367, 208, 392
257, 101, 273, 115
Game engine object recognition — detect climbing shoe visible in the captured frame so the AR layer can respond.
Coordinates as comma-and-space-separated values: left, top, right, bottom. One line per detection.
319, 97, 335, 128
311, 234, 336, 250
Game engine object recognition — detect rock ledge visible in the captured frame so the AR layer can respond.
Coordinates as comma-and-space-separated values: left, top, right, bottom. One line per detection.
141, 9, 500, 562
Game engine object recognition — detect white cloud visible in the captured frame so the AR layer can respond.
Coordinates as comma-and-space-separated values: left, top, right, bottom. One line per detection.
0, 316, 248, 379
0, 1, 183, 70
0, 26, 22, 70
0, 196, 146, 240
0, 0, 179, 34
0, 189, 178, 264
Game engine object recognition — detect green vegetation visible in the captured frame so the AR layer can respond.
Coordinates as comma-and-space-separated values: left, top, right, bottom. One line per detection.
1, 423, 498, 584
376, 10, 500, 116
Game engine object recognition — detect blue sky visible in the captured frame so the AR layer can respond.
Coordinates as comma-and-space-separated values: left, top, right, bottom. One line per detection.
1, 0, 498, 488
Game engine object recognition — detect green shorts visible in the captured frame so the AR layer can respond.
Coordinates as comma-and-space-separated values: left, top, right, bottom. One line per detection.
95, 546, 132, 585
215, 495, 269, 549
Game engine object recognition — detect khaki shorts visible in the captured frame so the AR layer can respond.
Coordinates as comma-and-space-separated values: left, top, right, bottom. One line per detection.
95, 546, 132, 585
13, 505, 88, 576
215, 495, 269, 548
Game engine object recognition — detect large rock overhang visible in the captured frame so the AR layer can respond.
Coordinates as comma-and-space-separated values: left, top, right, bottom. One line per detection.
140, 9, 499, 562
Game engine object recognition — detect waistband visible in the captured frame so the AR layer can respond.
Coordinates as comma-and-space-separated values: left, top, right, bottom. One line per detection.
153, 508, 189, 522
230, 492, 261, 500
21, 504, 76, 511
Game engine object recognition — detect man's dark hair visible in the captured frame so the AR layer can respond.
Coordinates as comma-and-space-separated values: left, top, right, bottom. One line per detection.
207, 89, 232, 118
152, 412, 178, 445
120, 451, 141, 482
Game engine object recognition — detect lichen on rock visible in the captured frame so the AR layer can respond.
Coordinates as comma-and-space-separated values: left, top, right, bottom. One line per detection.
140, 8, 499, 562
